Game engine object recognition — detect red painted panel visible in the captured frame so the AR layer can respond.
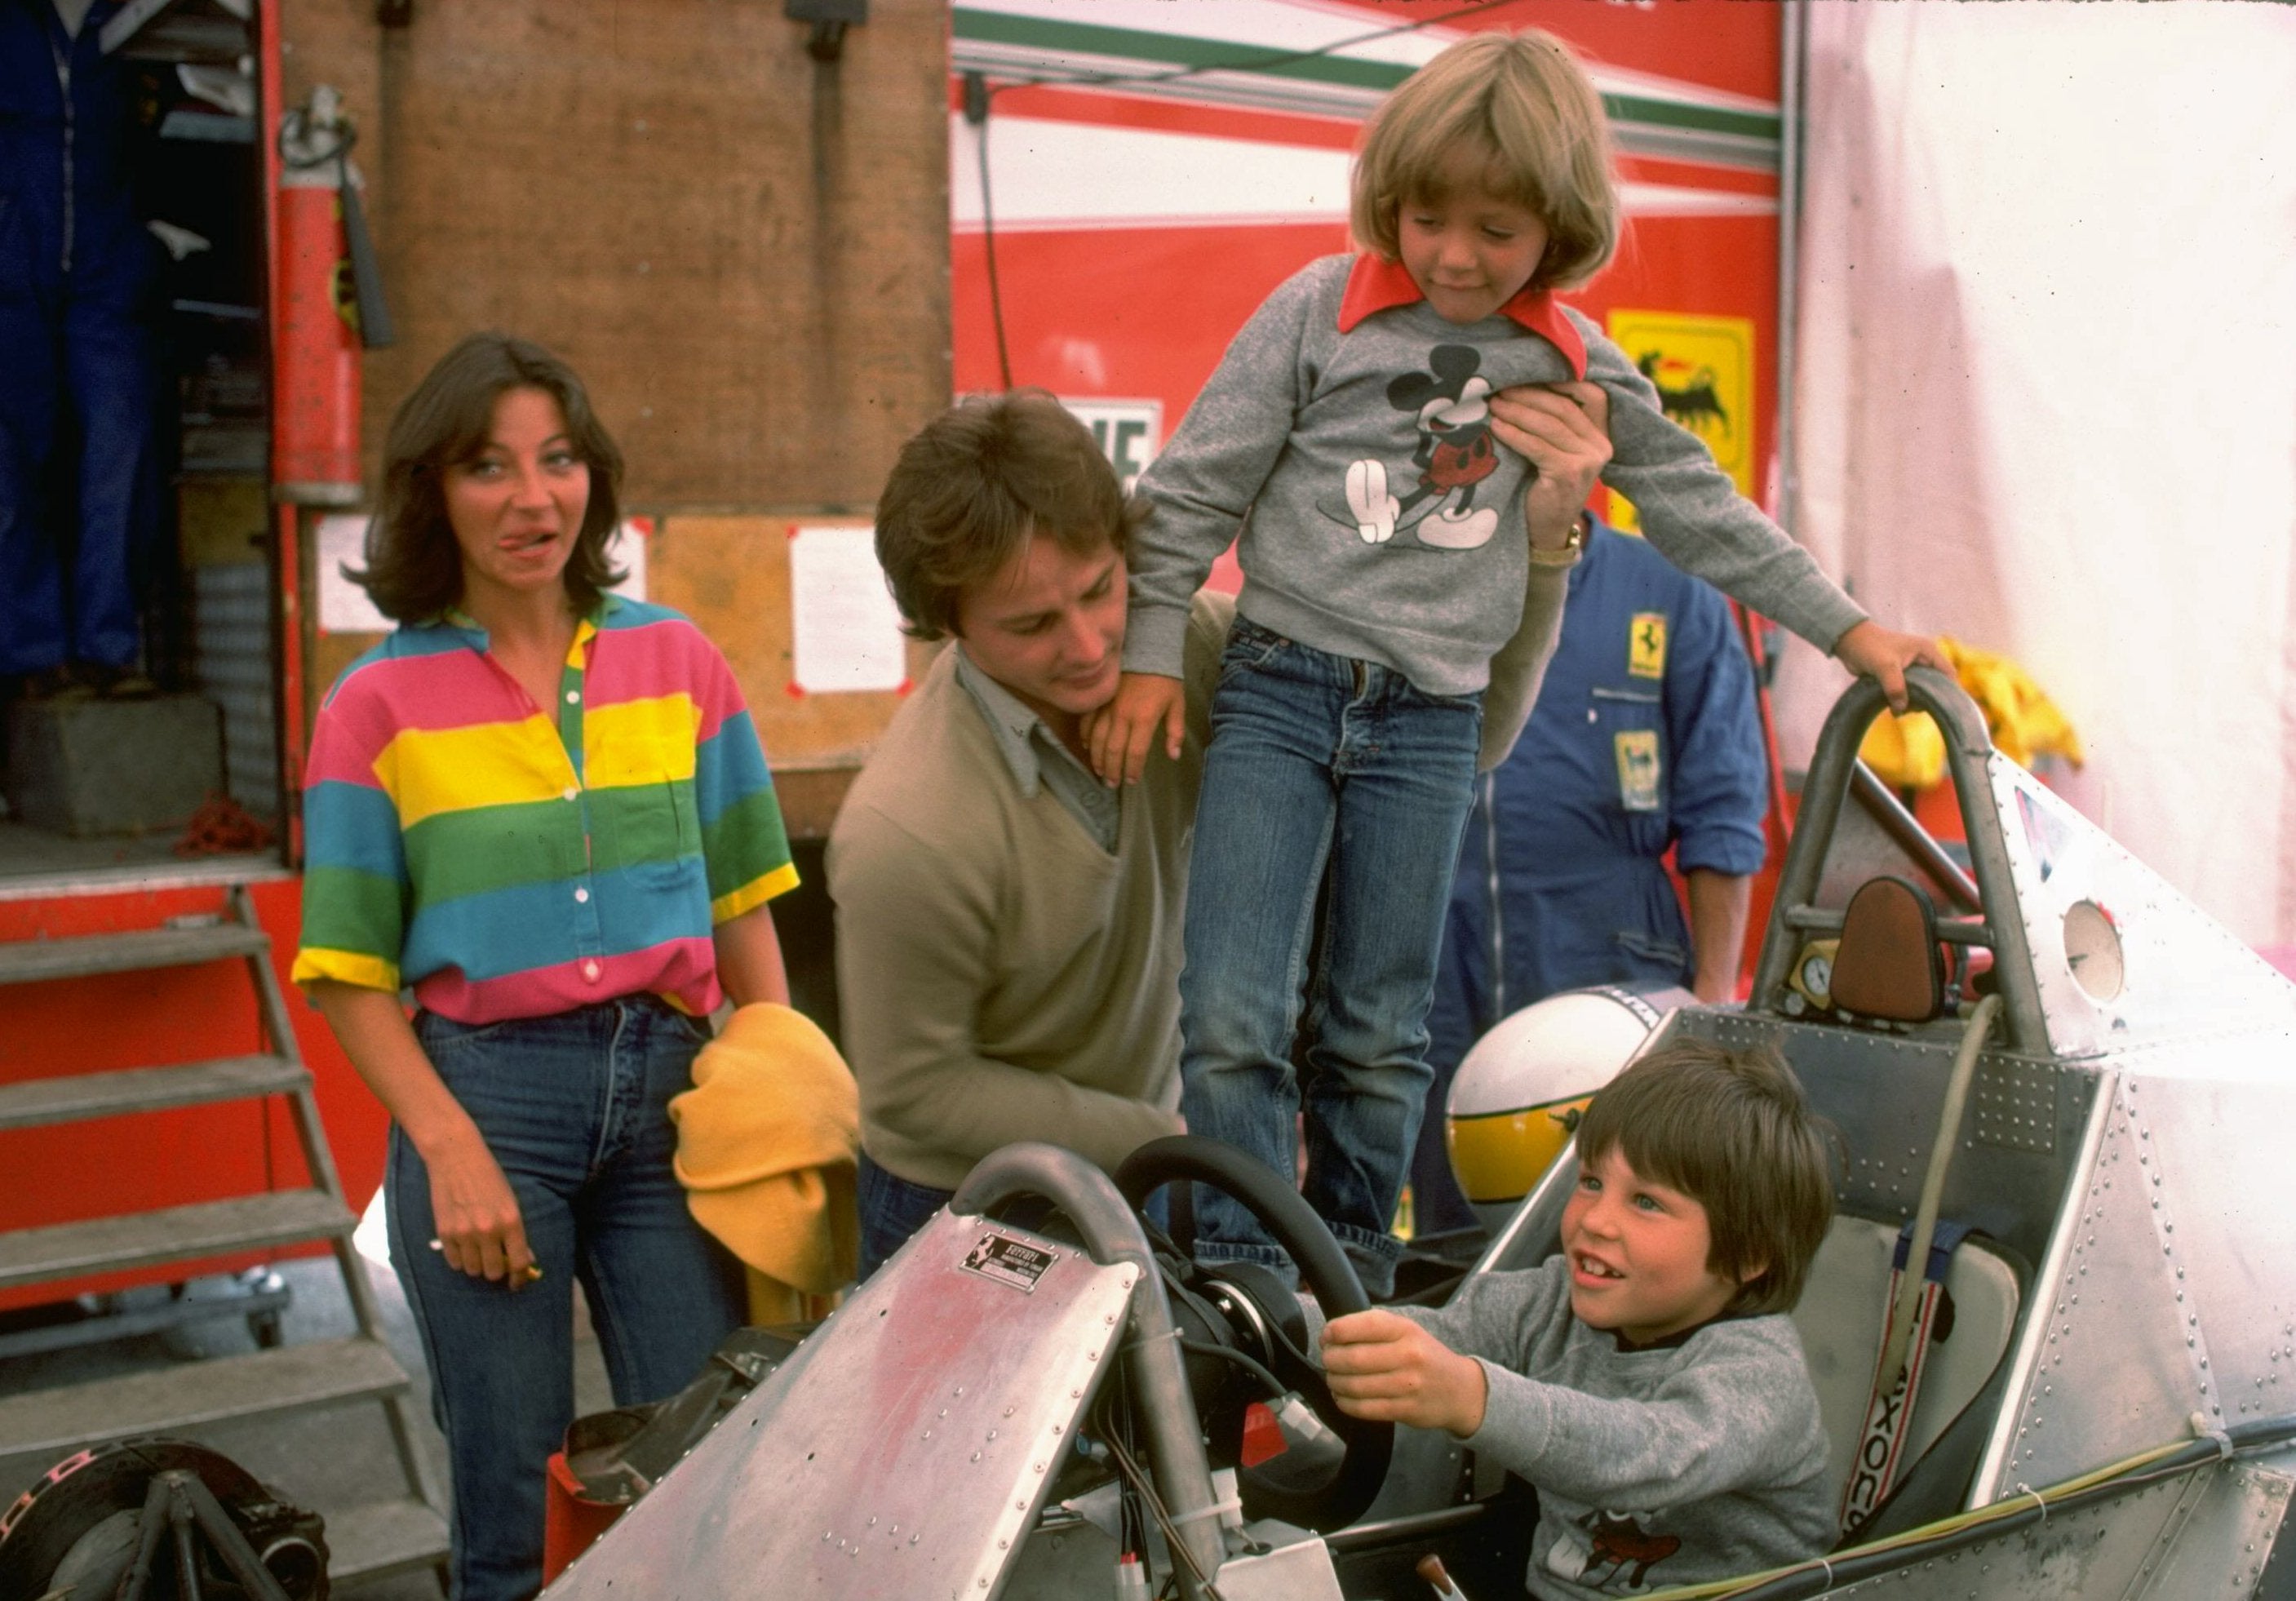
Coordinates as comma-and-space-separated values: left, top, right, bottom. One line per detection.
953, 80, 1362, 151
1315, 0, 1781, 104
955, 220, 1353, 412
0, 879, 388, 1312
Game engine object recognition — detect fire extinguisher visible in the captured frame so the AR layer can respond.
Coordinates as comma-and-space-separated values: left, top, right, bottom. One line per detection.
276, 85, 392, 506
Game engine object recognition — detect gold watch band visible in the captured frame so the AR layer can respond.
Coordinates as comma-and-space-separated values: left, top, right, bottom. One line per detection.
1528, 511, 1589, 567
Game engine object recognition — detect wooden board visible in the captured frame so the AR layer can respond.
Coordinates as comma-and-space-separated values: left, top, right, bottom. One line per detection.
650, 514, 937, 773
280, 0, 953, 829
281, 0, 950, 510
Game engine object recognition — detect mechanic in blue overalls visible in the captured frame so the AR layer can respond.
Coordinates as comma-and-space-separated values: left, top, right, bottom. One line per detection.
0, 0, 159, 697
1408, 511, 1771, 1235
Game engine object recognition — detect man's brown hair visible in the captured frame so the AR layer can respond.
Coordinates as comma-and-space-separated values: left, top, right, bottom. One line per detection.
1350, 29, 1620, 292
875, 390, 1139, 641
1574, 1037, 1837, 1316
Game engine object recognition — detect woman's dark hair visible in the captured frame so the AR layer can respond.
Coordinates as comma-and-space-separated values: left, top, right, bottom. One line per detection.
348, 332, 626, 621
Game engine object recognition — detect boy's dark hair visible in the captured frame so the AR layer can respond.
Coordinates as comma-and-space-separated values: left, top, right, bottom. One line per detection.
351, 332, 627, 622
1575, 1038, 1836, 1316
875, 389, 1141, 641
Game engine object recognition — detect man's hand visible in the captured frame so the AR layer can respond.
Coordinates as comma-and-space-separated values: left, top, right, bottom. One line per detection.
1489, 380, 1612, 548
1833, 620, 1948, 715
1084, 671, 1186, 787
1321, 1309, 1489, 1437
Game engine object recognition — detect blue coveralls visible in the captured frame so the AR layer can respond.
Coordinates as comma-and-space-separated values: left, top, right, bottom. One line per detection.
1409, 518, 1769, 1234
0, 0, 159, 678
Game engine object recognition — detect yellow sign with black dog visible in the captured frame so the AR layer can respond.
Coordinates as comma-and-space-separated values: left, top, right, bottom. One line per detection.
1604, 309, 1757, 532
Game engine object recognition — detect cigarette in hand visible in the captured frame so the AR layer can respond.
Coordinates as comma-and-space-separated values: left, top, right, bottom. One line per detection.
427, 1239, 543, 1283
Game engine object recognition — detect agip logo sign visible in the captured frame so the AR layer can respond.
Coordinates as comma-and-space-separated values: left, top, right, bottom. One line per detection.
1603, 310, 1756, 531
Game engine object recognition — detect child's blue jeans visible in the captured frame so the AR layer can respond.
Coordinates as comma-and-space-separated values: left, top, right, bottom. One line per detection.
387, 996, 745, 1601
1179, 617, 1483, 1297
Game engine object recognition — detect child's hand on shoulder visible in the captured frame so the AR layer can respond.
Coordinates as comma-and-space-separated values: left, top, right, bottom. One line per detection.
1321, 1309, 1488, 1438
1084, 671, 1186, 787
1833, 621, 1948, 715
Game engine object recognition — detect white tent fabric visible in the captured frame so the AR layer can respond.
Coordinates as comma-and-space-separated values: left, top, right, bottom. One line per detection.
1775, 5, 2296, 945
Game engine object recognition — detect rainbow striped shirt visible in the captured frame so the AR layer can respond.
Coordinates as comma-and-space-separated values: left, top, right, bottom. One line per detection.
293, 596, 796, 1023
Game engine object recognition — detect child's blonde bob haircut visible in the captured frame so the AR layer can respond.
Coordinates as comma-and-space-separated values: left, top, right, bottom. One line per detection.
1350, 29, 1620, 293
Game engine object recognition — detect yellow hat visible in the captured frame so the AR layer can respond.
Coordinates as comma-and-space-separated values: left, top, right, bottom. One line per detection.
670, 1003, 860, 1302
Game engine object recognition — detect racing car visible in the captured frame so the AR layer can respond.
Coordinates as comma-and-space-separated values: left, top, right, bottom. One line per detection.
541, 666, 2296, 1599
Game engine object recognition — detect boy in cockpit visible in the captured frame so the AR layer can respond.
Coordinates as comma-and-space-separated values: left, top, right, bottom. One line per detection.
1323, 1040, 1836, 1597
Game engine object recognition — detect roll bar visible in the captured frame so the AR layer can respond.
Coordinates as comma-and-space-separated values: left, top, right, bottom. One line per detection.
1749, 665, 2049, 1053
951, 1144, 1227, 1596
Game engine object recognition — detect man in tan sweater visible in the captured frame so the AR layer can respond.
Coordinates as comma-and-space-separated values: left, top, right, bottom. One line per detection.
830, 393, 1230, 1275
831, 391, 1576, 1279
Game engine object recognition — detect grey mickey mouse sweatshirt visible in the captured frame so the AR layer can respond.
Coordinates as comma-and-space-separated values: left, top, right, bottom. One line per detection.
1124, 253, 1867, 700
1398, 1257, 1834, 1599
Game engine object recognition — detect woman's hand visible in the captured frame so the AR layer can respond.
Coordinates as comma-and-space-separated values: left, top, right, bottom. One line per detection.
309, 981, 539, 1288
1833, 619, 1949, 716
1489, 380, 1612, 548
1322, 1309, 1489, 1438
422, 1123, 536, 1284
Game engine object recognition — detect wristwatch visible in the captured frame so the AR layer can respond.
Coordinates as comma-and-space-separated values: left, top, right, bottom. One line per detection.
1528, 511, 1589, 566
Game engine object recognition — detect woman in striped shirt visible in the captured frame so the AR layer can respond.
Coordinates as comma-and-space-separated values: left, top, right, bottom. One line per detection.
295, 334, 796, 1601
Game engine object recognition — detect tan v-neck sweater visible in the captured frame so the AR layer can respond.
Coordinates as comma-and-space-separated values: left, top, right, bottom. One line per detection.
829, 595, 1231, 1188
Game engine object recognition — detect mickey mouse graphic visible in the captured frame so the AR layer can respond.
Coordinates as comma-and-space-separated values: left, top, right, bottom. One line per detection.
1345, 344, 1507, 550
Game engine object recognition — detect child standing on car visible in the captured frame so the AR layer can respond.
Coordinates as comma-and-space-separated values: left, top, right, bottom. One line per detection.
1088, 29, 1935, 1296
1321, 1040, 1837, 1597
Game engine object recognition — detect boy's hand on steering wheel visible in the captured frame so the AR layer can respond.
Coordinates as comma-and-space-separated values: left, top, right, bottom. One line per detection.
1322, 1309, 1489, 1439
1084, 671, 1186, 787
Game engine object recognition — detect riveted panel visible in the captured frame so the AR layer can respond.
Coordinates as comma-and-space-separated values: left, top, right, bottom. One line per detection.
544, 1209, 1137, 1601
1987, 757, 2296, 1062
1821, 1476, 2183, 1597
2004, 1078, 2207, 1493
1971, 1055, 2056, 1155
1675, 1010, 2083, 1270
2122, 1064, 2296, 1430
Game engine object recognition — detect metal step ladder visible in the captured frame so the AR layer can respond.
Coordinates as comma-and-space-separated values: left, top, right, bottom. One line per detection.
0, 885, 450, 1590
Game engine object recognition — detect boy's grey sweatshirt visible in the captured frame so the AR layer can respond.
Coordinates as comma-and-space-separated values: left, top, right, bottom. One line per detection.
1125, 254, 1866, 697
1400, 1257, 1833, 1599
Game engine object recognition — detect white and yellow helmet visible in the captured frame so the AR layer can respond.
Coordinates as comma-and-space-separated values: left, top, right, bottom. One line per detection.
1445, 986, 1694, 1214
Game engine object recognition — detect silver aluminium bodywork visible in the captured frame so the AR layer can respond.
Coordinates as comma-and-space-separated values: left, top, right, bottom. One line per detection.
540, 668, 2293, 1599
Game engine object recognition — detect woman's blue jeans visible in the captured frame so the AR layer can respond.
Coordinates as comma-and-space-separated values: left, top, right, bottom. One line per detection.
387, 997, 745, 1601
1178, 619, 1483, 1297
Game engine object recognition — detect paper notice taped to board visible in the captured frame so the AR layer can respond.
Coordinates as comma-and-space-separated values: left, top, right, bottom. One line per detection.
316, 515, 391, 633
789, 525, 906, 694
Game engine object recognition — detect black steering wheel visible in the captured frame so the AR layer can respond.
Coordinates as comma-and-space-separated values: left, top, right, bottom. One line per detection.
1114, 1135, 1394, 1532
